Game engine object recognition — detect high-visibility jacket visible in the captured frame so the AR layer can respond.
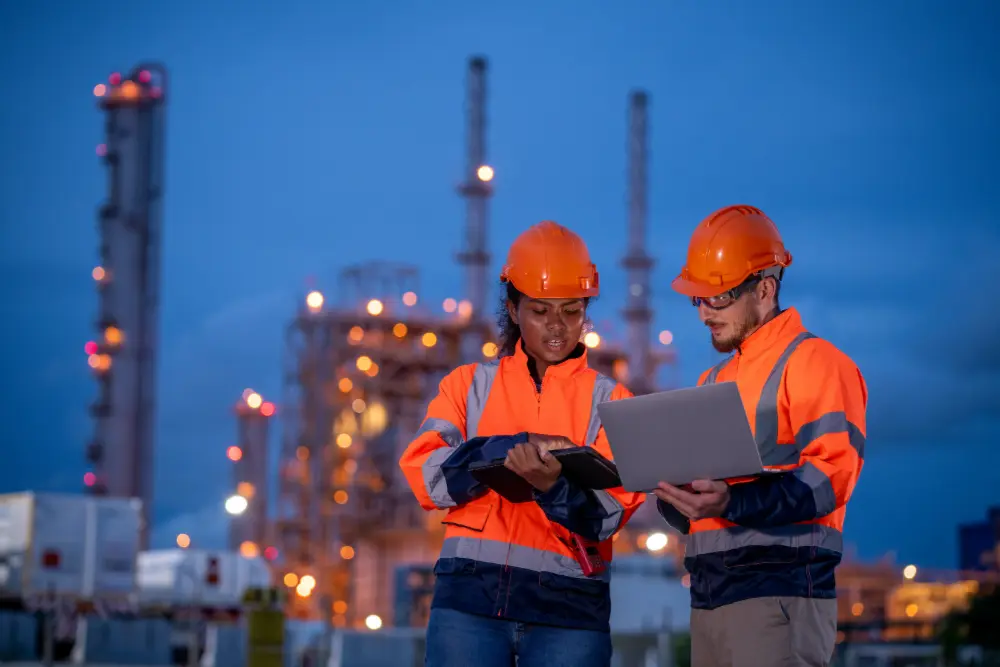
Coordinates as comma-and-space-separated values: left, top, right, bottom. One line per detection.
658, 308, 867, 609
399, 343, 645, 632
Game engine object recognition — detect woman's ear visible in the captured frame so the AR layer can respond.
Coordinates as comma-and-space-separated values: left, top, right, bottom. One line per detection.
506, 299, 519, 325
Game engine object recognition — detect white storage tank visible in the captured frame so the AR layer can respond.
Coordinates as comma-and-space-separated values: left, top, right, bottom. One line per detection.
0, 492, 141, 601
136, 549, 272, 609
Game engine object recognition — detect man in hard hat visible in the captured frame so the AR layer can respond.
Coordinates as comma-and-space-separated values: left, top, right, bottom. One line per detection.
654, 205, 867, 667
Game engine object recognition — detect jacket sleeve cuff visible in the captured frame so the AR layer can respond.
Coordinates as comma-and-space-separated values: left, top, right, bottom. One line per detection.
533, 475, 572, 506
722, 480, 750, 524
721, 474, 820, 528
477, 432, 530, 462
531, 478, 606, 542
656, 498, 690, 535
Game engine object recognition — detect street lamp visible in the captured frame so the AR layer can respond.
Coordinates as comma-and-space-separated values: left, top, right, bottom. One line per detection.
224, 494, 248, 515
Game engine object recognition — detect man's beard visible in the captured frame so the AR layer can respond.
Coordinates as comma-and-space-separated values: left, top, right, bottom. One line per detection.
710, 310, 762, 353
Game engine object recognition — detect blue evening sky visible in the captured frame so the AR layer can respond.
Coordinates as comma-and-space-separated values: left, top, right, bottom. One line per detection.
1, 0, 997, 569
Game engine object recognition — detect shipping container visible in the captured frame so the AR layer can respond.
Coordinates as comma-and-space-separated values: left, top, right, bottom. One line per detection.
0, 492, 141, 601
136, 549, 271, 609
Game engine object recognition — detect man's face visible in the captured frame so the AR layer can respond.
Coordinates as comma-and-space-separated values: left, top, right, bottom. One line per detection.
697, 284, 764, 353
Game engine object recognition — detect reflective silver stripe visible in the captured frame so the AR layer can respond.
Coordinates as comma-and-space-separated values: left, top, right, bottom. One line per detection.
701, 357, 732, 386
685, 523, 843, 558
465, 360, 499, 439
792, 461, 837, 517
418, 418, 466, 508
591, 490, 624, 541
584, 373, 625, 539
755, 331, 817, 466
440, 535, 610, 582
416, 417, 464, 447
422, 447, 459, 508
584, 373, 616, 447
417, 363, 497, 509
796, 410, 866, 459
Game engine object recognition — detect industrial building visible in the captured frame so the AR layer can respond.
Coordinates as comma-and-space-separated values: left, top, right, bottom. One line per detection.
958, 506, 1000, 573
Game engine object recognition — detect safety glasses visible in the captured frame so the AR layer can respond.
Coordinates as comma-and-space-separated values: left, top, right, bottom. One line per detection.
690, 276, 761, 310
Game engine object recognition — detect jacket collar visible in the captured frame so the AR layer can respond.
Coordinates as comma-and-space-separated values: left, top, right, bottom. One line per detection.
509, 339, 590, 379
736, 307, 806, 357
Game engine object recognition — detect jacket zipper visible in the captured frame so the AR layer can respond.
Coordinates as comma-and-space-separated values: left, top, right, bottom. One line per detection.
536, 375, 545, 416
499, 373, 545, 617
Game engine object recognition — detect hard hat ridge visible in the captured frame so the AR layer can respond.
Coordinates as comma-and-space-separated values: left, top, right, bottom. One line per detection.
500, 221, 600, 299
672, 205, 791, 299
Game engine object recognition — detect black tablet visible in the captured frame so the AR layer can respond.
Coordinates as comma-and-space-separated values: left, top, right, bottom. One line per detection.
469, 447, 622, 504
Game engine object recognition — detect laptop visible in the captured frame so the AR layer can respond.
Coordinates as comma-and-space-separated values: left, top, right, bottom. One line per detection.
595, 381, 765, 493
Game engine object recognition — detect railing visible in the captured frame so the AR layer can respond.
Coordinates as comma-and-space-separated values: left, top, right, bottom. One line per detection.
19, 611, 991, 667
293, 627, 685, 667
0, 611, 687, 667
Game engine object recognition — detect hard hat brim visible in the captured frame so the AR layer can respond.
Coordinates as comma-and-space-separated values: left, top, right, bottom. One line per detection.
670, 274, 740, 299
504, 275, 600, 300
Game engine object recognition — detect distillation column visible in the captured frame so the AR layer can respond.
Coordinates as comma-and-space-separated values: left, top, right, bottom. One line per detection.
228, 390, 275, 553
622, 90, 655, 395
85, 65, 167, 549
455, 56, 493, 322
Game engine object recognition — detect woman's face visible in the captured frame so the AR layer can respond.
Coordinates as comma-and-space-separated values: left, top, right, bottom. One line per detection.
509, 296, 587, 367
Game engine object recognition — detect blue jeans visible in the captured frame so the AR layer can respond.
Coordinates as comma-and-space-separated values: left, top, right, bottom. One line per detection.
425, 607, 613, 667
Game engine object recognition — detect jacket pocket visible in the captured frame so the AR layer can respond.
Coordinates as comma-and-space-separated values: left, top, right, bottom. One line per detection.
441, 502, 492, 532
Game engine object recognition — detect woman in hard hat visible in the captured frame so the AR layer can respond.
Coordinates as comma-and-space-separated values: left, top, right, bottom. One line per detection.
399, 220, 644, 667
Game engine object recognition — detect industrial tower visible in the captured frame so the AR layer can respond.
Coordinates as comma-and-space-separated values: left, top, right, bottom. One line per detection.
85, 64, 168, 550
228, 389, 276, 555
585, 91, 677, 397
622, 91, 656, 395
455, 56, 493, 322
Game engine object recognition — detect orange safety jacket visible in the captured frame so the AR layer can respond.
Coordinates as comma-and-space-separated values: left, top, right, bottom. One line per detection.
399, 343, 645, 631
657, 308, 867, 609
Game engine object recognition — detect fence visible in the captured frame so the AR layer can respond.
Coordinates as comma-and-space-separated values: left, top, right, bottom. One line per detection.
0, 611, 688, 667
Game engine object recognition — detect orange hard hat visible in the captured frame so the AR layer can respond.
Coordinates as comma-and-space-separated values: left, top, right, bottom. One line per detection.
671, 205, 793, 298
500, 221, 600, 299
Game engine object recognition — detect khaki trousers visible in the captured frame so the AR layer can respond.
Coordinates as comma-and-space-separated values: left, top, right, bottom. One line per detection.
690, 597, 837, 667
